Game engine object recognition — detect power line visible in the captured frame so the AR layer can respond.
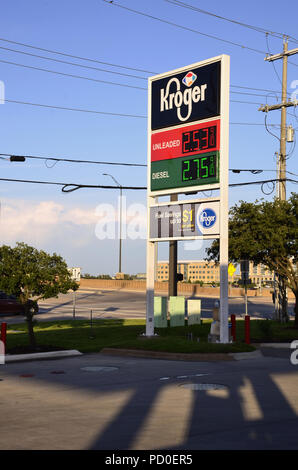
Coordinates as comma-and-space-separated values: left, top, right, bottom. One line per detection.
0, 177, 147, 192
230, 84, 288, 96
0, 58, 147, 91
0, 153, 281, 172
0, 37, 156, 74
4, 98, 147, 118
4, 97, 276, 119
0, 36, 292, 97
0, 45, 148, 80
101, 0, 267, 55
0, 55, 283, 101
164, 0, 291, 40
0, 153, 147, 168
0, 176, 296, 192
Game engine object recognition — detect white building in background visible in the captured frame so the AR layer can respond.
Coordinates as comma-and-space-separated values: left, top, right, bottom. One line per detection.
156, 260, 274, 286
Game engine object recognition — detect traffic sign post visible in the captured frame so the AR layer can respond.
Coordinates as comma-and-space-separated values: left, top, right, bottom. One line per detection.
146, 55, 230, 342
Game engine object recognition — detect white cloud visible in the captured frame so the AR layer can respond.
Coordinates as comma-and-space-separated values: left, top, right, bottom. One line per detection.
0, 198, 148, 275
0, 199, 99, 246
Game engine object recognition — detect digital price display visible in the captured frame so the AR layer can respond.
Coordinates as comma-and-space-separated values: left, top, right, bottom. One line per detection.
150, 119, 220, 192
182, 126, 217, 154
182, 154, 216, 182
151, 151, 219, 191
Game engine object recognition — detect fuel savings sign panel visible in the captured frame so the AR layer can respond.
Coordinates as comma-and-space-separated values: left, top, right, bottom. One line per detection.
150, 201, 220, 240
149, 59, 221, 193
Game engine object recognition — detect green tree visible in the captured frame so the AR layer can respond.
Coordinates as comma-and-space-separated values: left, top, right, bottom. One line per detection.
0, 242, 79, 349
206, 194, 298, 324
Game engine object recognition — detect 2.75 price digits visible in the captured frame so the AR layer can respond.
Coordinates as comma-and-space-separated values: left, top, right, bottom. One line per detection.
182, 155, 216, 181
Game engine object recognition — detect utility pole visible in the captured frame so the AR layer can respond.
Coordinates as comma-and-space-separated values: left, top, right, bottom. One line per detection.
279, 38, 288, 200
259, 37, 298, 197
259, 36, 298, 321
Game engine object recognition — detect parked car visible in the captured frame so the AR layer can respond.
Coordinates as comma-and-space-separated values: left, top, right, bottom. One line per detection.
0, 291, 24, 315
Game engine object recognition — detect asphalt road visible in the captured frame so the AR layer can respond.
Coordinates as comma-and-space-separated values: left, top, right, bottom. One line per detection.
0, 288, 295, 324
1, 351, 298, 450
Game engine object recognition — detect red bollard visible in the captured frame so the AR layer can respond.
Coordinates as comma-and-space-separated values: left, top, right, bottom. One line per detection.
1, 322, 7, 348
231, 314, 236, 342
245, 315, 250, 344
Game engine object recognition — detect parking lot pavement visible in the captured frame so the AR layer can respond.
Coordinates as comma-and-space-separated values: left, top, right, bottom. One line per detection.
1, 351, 298, 450
1, 289, 294, 324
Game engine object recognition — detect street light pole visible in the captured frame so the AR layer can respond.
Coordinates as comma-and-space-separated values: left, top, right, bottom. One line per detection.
103, 173, 123, 276
119, 184, 122, 274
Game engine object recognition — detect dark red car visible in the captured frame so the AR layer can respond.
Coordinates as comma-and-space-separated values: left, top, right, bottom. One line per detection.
0, 291, 25, 315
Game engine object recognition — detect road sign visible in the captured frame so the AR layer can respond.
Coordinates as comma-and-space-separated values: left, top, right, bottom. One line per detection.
228, 263, 236, 277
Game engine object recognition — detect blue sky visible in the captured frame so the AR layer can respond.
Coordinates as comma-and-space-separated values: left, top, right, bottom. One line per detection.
0, 0, 297, 275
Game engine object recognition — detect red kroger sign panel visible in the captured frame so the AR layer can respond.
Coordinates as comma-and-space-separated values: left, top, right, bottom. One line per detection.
151, 119, 220, 162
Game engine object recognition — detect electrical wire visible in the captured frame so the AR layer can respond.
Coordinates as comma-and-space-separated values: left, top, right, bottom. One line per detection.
101, 0, 267, 55
0, 153, 280, 173
164, 0, 287, 40
266, 34, 282, 86
0, 45, 148, 81
0, 177, 147, 192
230, 84, 289, 97
0, 58, 147, 91
0, 56, 284, 103
0, 176, 296, 193
264, 114, 281, 142
0, 36, 292, 98
164, 0, 298, 62
4, 98, 147, 118
0, 153, 147, 168
0, 37, 156, 74
3, 98, 276, 119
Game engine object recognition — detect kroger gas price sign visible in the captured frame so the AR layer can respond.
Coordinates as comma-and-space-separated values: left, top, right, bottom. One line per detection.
148, 58, 222, 194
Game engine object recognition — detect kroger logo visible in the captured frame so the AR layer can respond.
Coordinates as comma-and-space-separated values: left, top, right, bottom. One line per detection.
160, 74, 207, 122
182, 71, 197, 87
198, 208, 217, 228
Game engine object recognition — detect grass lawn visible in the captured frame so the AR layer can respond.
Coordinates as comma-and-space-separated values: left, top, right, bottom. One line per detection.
5, 318, 298, 356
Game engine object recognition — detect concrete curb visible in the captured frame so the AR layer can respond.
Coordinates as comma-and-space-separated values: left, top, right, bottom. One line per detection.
230, 350, 264, 361
5, 350, 83, 363
101, 347, 235, 362
259, 343, 292, 349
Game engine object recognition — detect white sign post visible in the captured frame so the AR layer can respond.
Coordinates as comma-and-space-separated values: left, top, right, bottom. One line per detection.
146, 55, 230, 342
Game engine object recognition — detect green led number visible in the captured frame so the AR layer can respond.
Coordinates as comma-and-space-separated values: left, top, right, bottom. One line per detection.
193, 159, 200, 179
201, 157, 209, 178
182, 160, 190, 181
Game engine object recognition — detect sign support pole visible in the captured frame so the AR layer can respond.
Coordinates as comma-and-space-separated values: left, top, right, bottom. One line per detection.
219, 55, 230, 343
146, 201, 155, 337
169, 194, 178, 297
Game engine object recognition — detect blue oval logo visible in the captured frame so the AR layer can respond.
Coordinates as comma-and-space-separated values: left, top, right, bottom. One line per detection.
197, 208, 217, 228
